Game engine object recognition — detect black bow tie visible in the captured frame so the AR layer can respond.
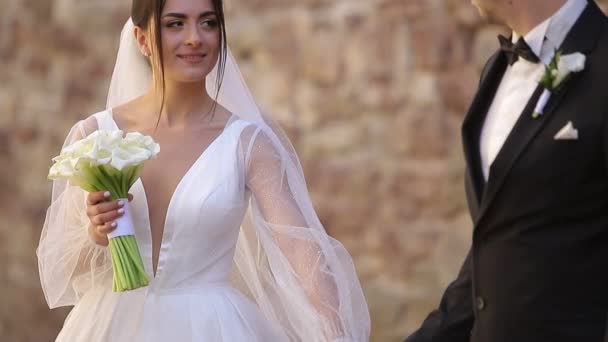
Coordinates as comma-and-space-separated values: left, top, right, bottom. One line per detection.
498, 35, 540, 65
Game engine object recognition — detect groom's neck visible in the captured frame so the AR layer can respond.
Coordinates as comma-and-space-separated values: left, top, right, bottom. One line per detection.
502, 0, 567, 36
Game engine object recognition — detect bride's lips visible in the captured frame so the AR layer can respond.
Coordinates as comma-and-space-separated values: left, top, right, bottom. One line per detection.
177, 53, 207, 63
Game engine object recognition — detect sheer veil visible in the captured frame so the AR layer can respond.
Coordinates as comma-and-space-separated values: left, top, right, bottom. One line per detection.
43, 17, 370, 342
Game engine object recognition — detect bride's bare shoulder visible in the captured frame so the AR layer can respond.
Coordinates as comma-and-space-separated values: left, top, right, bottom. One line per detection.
110, 96, 152, 131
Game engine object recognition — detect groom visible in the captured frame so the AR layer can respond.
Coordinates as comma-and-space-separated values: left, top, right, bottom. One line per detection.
406, 0, 608, 341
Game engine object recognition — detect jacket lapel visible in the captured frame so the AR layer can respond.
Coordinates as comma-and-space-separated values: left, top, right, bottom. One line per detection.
462, 51, 508, 211
533, 1, 603, 118
476, 84, 544, 223
474, 1, 604, 227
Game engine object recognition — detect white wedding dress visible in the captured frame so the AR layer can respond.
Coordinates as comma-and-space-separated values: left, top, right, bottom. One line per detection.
54, 110, 285, 341
38, 110, 370, 341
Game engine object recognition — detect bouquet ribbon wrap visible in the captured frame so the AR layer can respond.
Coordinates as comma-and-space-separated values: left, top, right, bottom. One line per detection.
108, 199, 135, 239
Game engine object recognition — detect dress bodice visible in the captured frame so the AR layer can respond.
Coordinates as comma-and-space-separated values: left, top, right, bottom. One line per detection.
95, 110, 251, 291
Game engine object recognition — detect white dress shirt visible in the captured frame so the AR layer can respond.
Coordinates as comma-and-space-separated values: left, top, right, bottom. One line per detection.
479, 0, 588, 180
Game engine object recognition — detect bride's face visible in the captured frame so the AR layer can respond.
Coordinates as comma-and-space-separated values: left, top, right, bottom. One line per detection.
155, 0, 220, 83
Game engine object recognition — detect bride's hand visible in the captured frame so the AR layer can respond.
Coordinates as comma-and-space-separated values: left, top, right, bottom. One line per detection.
86, 191, 133, 247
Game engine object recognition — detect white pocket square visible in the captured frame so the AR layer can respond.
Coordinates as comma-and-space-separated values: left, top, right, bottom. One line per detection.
554, 121, 579, 140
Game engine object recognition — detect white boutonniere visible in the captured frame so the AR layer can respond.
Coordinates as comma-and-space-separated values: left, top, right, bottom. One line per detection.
532, 50, 586, 118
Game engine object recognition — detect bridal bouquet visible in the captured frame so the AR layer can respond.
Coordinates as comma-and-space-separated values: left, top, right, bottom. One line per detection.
48, 129, 160, 292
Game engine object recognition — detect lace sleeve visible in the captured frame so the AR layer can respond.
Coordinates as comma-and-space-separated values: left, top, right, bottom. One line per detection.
233, 124, 370, 341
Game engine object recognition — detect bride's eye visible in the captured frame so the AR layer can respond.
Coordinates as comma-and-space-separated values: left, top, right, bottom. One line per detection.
200, 19, 218, 29
166, 21, 183, 28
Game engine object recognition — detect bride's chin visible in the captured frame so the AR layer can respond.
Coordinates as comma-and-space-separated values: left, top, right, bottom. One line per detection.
171, 72, 209, 83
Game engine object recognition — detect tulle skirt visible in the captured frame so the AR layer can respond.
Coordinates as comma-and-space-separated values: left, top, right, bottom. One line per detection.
56, 283, 287, 342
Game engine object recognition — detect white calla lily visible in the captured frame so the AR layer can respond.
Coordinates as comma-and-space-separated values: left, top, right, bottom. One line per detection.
558, 52, 586, 73
47, 129, 159, 292
554, 53, 586, 87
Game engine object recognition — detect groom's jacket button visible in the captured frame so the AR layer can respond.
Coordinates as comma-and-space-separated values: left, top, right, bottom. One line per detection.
475, 297, 486, 311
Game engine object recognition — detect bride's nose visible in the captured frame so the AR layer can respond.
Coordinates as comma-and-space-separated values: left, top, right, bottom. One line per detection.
184, 24, 202, 47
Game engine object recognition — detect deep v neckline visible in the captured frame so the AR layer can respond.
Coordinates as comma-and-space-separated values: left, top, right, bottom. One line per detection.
105, 109, 237, 278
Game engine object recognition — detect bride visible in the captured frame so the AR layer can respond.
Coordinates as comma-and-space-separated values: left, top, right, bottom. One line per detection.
36, 0, 370, 341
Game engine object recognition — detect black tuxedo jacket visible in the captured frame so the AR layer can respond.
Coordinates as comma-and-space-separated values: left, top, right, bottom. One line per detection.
406, 2, 608, 341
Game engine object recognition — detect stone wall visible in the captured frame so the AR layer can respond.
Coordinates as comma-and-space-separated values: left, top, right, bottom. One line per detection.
2, 0, 606, 341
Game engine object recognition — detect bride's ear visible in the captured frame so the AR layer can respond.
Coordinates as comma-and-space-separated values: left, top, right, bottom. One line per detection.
133, 26, 151, 58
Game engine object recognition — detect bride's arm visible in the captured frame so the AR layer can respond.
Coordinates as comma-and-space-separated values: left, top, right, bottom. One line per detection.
243, 125, 369, 341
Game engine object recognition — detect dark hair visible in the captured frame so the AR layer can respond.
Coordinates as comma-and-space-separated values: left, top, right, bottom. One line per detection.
131, 0, 228, 129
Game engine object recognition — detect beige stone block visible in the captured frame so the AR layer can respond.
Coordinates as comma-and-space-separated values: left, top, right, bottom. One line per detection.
438, 65, 478, 114
302, 119, 367, 155
299, 29, 343, 86
364, 276, 409, 341
385, 106, 447, 160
